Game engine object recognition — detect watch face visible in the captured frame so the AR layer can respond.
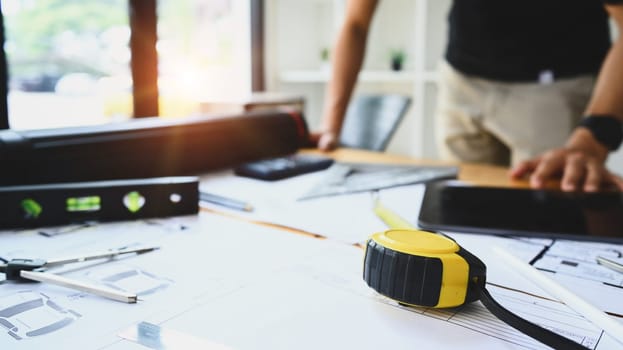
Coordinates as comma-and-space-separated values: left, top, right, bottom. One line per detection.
418, 180, 623, 242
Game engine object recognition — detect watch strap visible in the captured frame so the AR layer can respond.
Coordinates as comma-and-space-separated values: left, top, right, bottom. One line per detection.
578, 115, 623, 151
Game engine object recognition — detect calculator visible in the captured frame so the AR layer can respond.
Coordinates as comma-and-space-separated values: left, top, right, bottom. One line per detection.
233, 154, 334, 180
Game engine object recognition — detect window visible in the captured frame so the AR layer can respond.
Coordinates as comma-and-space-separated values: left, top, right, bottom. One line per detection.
157, 0, 252, 117
1, 0, 258, 130
3, 0, 132, 129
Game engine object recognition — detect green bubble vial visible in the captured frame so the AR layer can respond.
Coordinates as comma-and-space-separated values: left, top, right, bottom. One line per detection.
123, 191, 145, 213
66, 196, 101, 212
21, 198, 43, 218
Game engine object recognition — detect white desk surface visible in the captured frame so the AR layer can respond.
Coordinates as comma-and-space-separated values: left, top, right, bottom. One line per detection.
1, 164, 622, 350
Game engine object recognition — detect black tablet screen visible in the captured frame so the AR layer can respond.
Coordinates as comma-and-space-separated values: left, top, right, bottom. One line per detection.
417, 181, 623, 242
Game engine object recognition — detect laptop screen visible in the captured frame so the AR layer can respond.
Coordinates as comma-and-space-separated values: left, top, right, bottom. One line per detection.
418, 180, 623, 242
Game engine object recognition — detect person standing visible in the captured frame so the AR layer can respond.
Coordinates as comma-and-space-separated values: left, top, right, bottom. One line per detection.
313, 0, 623, 191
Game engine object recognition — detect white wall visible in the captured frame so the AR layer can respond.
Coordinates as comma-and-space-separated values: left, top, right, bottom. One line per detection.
265, 0, 435, 158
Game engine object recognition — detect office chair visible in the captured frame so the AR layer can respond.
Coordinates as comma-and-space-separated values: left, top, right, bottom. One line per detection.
339, 94, 411, 151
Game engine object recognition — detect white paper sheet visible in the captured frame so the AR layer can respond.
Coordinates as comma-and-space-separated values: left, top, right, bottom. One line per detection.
114, 225, 617, 350
199, 169, 425, 244
0, 213, 350, 349
2, 174, 623, 349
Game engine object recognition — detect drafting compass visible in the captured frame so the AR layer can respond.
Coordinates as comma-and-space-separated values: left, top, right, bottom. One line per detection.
0, 246, 159, 303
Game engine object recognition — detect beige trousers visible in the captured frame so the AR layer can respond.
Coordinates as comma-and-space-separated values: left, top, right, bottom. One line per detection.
435, 61, 595, 166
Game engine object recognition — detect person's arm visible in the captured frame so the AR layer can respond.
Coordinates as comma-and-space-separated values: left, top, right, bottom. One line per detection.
312, 0, 379, 151
511, 3, 623, 191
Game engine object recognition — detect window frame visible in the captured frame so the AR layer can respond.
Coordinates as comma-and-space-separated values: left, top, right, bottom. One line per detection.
0, 10, 8, 129
129, 0, 159, 118
251, 0, 264, 92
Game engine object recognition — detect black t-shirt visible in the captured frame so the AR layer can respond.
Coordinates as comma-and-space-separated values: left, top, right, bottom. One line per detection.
446, 0, 623, 82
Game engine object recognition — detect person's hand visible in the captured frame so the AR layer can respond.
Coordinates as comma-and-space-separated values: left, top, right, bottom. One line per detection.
309, 130, 339, 151
510, 147, 622, 192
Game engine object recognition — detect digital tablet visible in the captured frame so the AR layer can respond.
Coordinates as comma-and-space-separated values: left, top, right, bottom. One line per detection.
417, 180, 623, 242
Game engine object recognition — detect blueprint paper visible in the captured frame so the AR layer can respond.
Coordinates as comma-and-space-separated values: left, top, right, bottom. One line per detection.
2, 186, 622, 349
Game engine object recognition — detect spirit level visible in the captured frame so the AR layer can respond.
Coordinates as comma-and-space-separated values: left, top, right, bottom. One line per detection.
0, 177, 199, 228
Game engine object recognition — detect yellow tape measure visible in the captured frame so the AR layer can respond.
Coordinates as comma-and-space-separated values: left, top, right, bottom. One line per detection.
364, 198, 587, 349
364, 229, 485, 308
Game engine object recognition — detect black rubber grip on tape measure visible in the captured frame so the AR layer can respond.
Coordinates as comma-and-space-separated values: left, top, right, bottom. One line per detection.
364, 239, 443, 307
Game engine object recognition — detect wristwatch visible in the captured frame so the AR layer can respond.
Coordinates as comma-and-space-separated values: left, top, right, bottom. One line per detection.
578, 115, 623, 151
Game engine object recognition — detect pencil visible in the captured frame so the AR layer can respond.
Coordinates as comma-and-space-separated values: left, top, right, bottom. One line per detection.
199, 191, 254, 212
20, 270, 137, 303
494, 247, 623, 346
